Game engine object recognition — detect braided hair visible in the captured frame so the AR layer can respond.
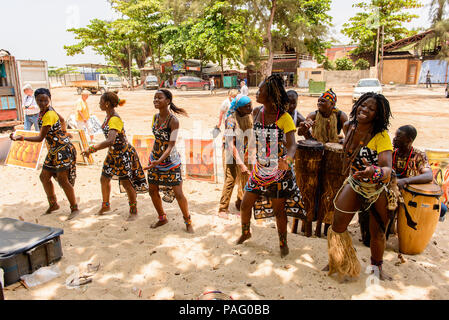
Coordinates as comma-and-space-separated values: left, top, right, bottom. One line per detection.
264, 74, 289, 113
158, 89, 188, 117
349, 92, 392, 136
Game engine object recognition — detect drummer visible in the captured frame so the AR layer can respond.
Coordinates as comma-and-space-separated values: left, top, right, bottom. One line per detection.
392, 125, 447, 221
298, 89, 348, 143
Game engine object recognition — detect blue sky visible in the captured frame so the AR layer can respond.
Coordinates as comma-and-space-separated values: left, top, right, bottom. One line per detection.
0, 0, 434, 67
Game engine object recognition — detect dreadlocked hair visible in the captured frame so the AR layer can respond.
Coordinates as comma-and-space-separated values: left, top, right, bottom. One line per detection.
158, 89, 188, 117
349, 92, 392, 136
264, 74, 289, 113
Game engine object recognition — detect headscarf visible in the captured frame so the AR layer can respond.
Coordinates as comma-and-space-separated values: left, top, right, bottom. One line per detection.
320, 88, 337, 104
225, 94, 251, 119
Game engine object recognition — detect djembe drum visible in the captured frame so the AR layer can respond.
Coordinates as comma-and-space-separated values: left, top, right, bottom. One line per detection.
316, 143, 345, 237
291, 140, 324, 237
398, 183, 443, 255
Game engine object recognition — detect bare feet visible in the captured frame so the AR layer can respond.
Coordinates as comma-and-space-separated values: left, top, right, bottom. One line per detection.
236, 233, 251, 245
371, 267, 393, 281
43, 203, 60, 215
126, 213, 138, 221
67, 206, 80, 220
218, 211, 228, 219
185, 224, 194, 233
97, 205, 111, 216
280, 246, 289, 258
150, 219, 168, 229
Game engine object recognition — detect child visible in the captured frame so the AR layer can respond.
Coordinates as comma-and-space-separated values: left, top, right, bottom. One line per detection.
81, 92, 148, 221
10, 88, 79, 220
286, 90, 306, 128
145, 89, 193, 233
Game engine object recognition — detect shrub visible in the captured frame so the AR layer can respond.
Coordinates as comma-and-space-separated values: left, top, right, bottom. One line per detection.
355, 59, 370, 70
335, 57, 354, 70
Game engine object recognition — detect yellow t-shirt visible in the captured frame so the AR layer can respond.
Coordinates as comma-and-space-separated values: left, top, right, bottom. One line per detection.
41, 110, 59, 127
276, 112, 296, 134
108, 116, 124, 132
76, 99, 90, 121
366, 130, 393, 154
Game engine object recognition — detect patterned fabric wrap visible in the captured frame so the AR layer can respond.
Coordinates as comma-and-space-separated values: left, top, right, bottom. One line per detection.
39, 108, 76, 186
101, 116, 148, 193
147, 114, 182, 203
350, 146, 380, 183
320, 88, 337, 103
393, 148, 431, 179
245, 117, 306, 219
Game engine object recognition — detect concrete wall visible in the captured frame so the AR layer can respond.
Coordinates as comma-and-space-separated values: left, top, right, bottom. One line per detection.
324, 70, 370, 85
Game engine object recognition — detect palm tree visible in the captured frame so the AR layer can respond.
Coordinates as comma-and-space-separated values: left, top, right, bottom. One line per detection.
430, 0, 449, 24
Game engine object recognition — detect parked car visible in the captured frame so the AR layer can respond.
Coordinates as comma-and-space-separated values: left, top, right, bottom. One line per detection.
352, 78, 383, 103
445, 83, 449, 98
144, 75, 159, 90
176, 76, 210, 91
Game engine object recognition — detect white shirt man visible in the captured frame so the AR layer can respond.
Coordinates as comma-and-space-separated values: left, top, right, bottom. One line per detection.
75, 90, 94, 141
22, 84, 40, 131
240, 81, 248, 96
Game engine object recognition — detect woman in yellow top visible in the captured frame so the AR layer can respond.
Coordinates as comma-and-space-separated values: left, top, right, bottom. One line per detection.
10, 88, 79, 220
82, 92, 148, 221
237, 75, 306, 258
325, 92, 395, 282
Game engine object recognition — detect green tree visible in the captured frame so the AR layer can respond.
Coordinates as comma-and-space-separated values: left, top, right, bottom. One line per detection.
48, 66, 78, 77
335, 57, 354, 70
245, 0, 332, 78
187, 1, 247, 82
354, 58, 370, 70
342, 0, 422, 59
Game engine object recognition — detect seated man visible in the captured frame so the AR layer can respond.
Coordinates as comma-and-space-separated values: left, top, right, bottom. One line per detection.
392, 125, 447, 221
297, 88, 348, 144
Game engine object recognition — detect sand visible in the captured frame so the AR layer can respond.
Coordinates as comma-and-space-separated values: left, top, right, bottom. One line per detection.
1, 85, 449, 300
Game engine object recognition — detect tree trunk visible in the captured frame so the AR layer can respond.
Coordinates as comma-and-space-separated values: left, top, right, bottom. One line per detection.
220, 54, 224, 86
128, 44, 133, 90
262, 0, 277, 79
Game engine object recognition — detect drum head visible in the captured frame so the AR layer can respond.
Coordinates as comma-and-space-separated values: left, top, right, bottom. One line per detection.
324, 143, 343, 152
405, 183, 443, 196
297, 139, 324, 151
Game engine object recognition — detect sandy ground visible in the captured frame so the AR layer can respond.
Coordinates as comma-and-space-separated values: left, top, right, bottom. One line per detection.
1, 85, 449, 300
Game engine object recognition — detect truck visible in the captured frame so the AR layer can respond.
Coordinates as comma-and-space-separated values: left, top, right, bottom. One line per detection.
0, 52, 50, 131
71, 73, 122, 95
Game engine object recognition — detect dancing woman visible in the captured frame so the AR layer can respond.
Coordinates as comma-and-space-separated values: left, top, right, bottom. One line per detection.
237, 75, 302, 258
81, 93, 148, 221
10, 88, 79, 220
145, 89, 193, 233
326, 92, 395, 281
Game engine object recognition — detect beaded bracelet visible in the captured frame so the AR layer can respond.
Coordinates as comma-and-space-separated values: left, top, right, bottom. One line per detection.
372, 165, 384, 183
88, 145, 97, 153
285, 156, 294, 167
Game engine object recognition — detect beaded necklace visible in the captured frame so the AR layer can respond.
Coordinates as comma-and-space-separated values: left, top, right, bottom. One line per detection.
393, 147, 413, 177
249, 107, 286, 186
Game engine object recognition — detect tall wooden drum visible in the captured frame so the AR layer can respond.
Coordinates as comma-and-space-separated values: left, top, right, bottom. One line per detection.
316, 143, 345, 237
398, 183, 443, 255
291, 140, 324, 237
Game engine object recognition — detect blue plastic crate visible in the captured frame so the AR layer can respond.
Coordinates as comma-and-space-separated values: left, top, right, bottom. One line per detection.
1, 97, 8, 110
7, 97, 15, 109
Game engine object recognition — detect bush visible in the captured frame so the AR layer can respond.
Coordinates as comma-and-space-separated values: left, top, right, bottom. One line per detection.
335, 57, 354, 71
354, 59, 370, 70
323, 58, 335, 70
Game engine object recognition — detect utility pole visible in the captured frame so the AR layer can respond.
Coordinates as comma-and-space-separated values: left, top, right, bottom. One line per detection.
375, 26, 380, 79
380, 25, 385, 83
